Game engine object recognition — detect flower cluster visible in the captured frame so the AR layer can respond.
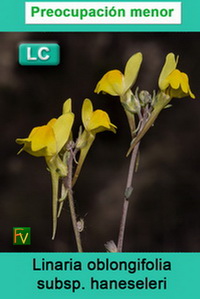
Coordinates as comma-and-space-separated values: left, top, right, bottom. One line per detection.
94, 52, 195, 155
16, 98, 116, 240
95, 52, 195, 101
16, 51, 196, 250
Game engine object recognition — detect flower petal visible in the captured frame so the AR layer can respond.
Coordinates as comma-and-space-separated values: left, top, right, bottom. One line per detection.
168, 69, 181, 89
16, 125, 57, 157
179, 72, 195, 98
181, 73, 195, 99
62, 98, 72, 114
94, 70, 124, 96
16, 138, 32, 155
180, 72, 190, 93
88, 110, 110, 130
46, 118, 57, 127
52, 113, 74, 154
189, 89, 195, 99
124, 52, 143, 93
30, 126, 56, 154
88, 109, 117, 134
159, 53, 178, 90
82, 99, 93, 131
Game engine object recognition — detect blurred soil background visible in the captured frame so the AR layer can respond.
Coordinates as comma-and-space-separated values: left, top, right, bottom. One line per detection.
0, 32, 200, 252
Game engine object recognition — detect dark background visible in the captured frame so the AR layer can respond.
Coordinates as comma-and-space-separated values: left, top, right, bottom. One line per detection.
0, 32, 199, 252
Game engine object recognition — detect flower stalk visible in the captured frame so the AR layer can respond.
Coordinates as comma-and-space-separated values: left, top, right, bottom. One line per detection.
64, 142, 83, 252
117, 141, 140, 252
95, 51, 195, 251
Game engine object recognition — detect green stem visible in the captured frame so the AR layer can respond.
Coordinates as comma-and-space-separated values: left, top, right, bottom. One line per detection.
117, 142, 140, 252
65, 144, 83, 252
68, 189, 83, 252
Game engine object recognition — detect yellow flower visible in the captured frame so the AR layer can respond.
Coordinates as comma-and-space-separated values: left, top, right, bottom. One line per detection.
16, 102, 74, 240
16, 113, 74, 157
158, 53, 195, 99
94, 52, 143, 96
73, 99, 116, 185
82, 98, 116, 135
127, 54, 195, 156
94, 70, 125, 96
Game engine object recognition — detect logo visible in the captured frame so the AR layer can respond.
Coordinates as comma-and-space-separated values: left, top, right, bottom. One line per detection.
19, 43, 60, 66
13, 227, 31, 245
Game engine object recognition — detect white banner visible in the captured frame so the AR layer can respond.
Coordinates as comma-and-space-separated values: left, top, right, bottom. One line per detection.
25, 2, 181, 25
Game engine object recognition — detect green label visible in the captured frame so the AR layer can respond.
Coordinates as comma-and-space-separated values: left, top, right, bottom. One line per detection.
19, 43, 60, 66
13, 227, 31, 245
